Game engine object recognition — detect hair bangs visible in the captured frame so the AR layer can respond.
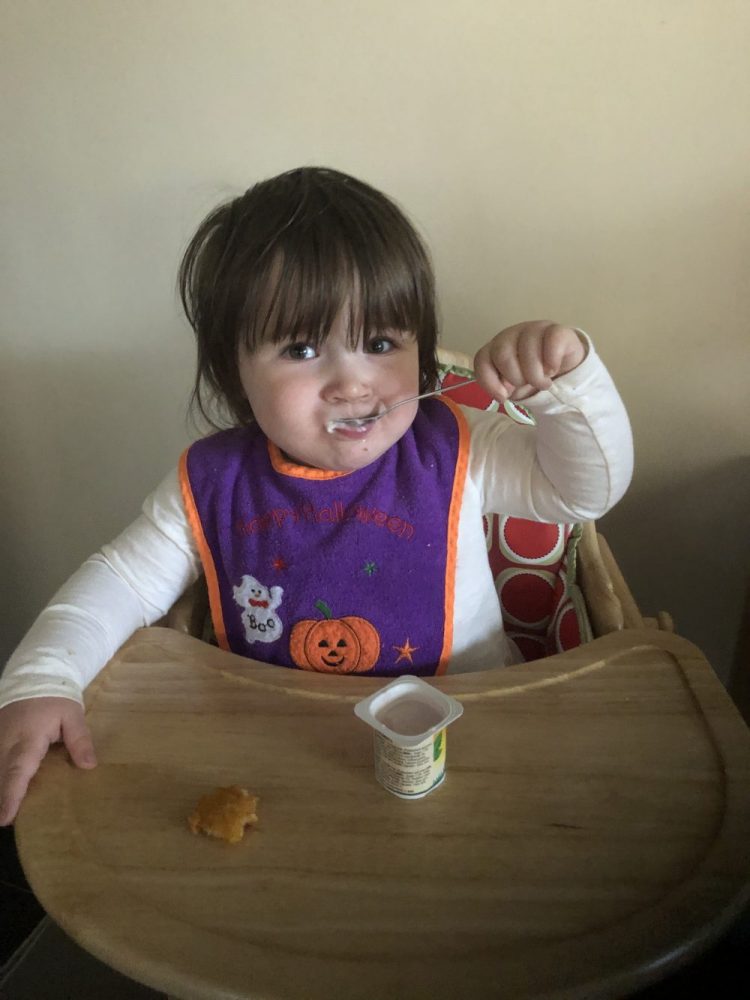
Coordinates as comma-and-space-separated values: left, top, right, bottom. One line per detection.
243, 220, 425, 350
240, 248, 355, 352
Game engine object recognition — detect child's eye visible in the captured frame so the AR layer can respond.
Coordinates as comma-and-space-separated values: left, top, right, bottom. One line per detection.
366, 337, 395, 355
284, 342, 318, 361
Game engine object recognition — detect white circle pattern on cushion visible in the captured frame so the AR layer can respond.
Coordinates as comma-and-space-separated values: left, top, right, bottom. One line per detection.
552, 599, 582, 653
484, 513, 496, 553
498, 516, 564, 566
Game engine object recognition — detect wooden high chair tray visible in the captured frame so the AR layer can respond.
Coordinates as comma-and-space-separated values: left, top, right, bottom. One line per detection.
14, 627, 750, 1000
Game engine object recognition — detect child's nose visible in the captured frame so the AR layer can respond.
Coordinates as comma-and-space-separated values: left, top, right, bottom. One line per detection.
323, 360, 373, 403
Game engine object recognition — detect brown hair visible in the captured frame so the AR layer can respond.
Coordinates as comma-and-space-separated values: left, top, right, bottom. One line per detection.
178, 167, 439, 426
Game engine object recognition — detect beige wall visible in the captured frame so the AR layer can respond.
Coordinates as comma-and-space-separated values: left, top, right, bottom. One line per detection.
2, 1, 748, 683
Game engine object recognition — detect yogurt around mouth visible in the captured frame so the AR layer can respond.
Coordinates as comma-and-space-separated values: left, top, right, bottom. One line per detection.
326, 413, 382, 434
326, 420, 374, 437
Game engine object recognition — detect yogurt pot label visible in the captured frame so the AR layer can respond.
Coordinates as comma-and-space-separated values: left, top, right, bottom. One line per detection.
373, 728, 447, 798
354, 676, 463, 799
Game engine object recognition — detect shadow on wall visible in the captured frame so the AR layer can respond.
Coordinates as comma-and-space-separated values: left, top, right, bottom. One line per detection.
0, 348, 194, 666
599, 456, 750, 685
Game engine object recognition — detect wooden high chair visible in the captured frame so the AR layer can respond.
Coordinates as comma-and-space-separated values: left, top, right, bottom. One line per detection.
19, 345, 750, 1000
166, 346, 671, 652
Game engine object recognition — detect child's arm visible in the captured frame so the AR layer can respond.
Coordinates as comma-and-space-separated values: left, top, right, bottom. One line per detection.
0, 468, 200, 824
469, 322, 633, 523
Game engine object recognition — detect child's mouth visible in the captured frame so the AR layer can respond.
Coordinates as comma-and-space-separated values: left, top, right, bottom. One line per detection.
326, 410, 383, 435
326, 417, 376, 437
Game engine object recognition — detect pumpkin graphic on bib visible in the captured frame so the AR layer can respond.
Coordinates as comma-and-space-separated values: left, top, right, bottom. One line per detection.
290, 600, 381, 673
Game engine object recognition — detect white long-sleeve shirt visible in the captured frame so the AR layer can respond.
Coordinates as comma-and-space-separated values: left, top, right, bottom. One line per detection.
0, 339, 633, 708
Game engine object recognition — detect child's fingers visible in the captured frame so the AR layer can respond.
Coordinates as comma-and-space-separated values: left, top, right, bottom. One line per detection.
474, 356, 537, 403
0, 736, 50, 826
476, 341, 542, 403
543, 325, 588, 378
506, 382, 537, 401
61, 712, 97, 769
541, 324, 574, 378
475, 322, 585, 402
490, 332, 527, 389
475, 352, 532, 402
473, 344, 513, 402
517, 328, 553, 390
489, 325, 554, 392
0, 700, 95, 825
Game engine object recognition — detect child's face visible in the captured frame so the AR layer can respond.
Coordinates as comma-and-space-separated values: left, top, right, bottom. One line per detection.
238, 313, 420, 472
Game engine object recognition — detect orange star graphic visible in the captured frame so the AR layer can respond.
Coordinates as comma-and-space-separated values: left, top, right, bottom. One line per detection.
393, 637, 419, 665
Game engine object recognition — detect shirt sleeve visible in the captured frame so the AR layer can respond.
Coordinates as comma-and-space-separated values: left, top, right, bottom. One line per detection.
463, 333, 634, 523
0, 468, 200, 710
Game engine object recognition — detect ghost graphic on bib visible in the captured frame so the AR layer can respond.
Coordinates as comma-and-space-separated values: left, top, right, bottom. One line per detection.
233, 575, 284, 644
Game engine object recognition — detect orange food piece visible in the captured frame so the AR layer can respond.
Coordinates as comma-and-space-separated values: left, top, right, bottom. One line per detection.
187, 785, 259, 844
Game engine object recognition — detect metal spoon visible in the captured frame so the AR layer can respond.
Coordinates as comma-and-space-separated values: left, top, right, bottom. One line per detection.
327, 377, 477, 431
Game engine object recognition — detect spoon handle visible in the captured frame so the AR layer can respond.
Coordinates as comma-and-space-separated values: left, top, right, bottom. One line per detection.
330, 377, 478, 430
386, 377, 477, 412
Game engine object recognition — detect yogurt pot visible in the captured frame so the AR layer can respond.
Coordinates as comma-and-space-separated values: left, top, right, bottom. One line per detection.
354, 675, 464, 799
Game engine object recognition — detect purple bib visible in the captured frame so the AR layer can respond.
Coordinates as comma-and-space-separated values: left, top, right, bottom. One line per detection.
180, 398, 468, 677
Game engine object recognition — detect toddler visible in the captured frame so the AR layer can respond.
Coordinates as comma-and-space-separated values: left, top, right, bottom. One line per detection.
0, 167, 633, 824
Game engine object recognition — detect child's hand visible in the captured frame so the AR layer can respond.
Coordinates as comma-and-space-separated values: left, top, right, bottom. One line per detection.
0, 697, 97, 825
473, 321, 587, 403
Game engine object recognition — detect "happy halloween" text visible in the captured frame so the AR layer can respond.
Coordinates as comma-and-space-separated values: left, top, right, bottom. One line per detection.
234, 501, 415, 540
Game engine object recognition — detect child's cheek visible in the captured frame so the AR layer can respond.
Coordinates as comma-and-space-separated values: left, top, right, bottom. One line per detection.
279, 372, 314, 403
